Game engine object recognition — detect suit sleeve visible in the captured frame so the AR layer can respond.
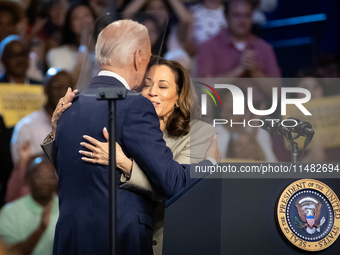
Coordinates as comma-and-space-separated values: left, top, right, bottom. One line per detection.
120, 161, 162, 202
121, 120, 216, 200
175, 121, 217, 164
122, 97, 193, 198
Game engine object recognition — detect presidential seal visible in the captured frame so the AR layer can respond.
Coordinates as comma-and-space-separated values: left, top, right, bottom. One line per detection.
277, 179, 340, 251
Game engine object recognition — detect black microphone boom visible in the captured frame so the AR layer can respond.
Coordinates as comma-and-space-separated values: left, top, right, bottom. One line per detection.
288, 118, 314, 138
261, 116, 289, 136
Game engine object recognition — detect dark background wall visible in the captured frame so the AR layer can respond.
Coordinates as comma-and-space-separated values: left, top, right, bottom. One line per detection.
260, 0, 340, 77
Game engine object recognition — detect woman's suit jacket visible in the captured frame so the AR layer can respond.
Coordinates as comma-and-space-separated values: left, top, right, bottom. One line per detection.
120, 120, 217, 255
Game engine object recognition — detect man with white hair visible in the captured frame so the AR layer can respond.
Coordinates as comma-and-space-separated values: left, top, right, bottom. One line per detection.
51, 20, 220, 255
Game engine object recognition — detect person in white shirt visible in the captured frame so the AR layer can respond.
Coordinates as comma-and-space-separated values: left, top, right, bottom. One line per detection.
11, 69, 74, 163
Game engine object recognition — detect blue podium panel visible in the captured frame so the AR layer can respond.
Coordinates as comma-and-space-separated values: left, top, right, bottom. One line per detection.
163, 179, 340, 255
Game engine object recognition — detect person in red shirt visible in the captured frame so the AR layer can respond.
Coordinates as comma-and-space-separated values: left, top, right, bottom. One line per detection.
196, 0, 281, 102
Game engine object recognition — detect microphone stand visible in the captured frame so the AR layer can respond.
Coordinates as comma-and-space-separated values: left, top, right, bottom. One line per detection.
285, 131, 299, 163
97, 87, 127, 255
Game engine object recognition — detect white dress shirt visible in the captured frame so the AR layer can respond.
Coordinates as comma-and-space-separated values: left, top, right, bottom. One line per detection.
98, 70, 130, 90
11, 110, 52, 163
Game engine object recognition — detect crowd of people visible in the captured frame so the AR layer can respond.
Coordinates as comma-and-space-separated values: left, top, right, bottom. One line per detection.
0, 0, 339, 254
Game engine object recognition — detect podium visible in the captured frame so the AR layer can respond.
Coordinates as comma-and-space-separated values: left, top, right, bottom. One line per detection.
163, 178, 340, 255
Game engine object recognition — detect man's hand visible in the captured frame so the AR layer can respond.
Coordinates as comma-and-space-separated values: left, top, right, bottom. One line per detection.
241, 50, 256, 71
241, 50, 265, 78
205, 134, 221, 163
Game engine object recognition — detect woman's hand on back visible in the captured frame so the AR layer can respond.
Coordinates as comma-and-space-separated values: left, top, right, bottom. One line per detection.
79, 128, 132, 173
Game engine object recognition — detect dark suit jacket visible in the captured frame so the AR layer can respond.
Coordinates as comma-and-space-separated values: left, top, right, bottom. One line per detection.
53, 76, 202, 255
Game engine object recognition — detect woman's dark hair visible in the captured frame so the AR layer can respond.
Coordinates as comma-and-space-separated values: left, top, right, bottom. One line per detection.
140, 56, 201, 138
61, 3, 96, 47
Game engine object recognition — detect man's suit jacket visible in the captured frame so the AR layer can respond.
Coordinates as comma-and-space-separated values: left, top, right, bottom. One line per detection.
53, 76, 201, 255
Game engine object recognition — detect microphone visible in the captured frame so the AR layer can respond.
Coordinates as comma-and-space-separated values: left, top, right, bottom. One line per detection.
261, 116, 290, 136
287, 118, 314, 138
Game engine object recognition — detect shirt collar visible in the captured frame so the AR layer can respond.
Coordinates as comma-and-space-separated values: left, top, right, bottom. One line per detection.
98, 70, 130, 90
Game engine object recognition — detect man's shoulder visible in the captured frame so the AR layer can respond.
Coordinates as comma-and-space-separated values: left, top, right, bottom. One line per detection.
119, 93, 156, 123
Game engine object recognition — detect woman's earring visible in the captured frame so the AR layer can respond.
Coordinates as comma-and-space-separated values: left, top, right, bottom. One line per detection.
175, 103, 179, 108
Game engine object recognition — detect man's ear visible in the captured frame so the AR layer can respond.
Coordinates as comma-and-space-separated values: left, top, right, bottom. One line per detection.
133, 49, 142, 72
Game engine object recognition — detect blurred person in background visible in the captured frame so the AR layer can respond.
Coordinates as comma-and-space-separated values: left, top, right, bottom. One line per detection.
123, 0, 170, 31
226, 130, 266, 161
0, 0, 23, 76
196, 0, 281, 129
40, 0, 69, 64
296, 76, 324, 100
216, 90, 277, 162
19, 0, 49, 82
0, 155, 58, 255
0, 1, 23, 43
182, 0, 227, 58
123, 0, 191, 57
196, 0, 280, 91
315, 55, 340, 96
6, 141, 31, 203
294, 75, 340, 163
135, 14, 164, 56
0, 115, 14, 208
9, 69, 73, 201
181, 0, 271, 60
46, 3, 96, 83
0, 35, 40, 84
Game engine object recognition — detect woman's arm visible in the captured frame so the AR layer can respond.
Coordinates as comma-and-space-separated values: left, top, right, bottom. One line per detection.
79, 128, 133, 174
41, 88, 78, 167
80, 121, 218, 201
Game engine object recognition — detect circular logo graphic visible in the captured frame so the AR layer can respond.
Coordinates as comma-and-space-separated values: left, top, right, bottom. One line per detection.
277, 179, 340, 251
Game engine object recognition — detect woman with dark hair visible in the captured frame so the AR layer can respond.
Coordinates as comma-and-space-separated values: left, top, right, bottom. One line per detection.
41, 0, 68, 56
46, 56, 216, 254
46, 3, 96, 82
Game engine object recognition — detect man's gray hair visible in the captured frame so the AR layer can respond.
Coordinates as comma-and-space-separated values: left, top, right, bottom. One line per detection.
95, 20, 149, 67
